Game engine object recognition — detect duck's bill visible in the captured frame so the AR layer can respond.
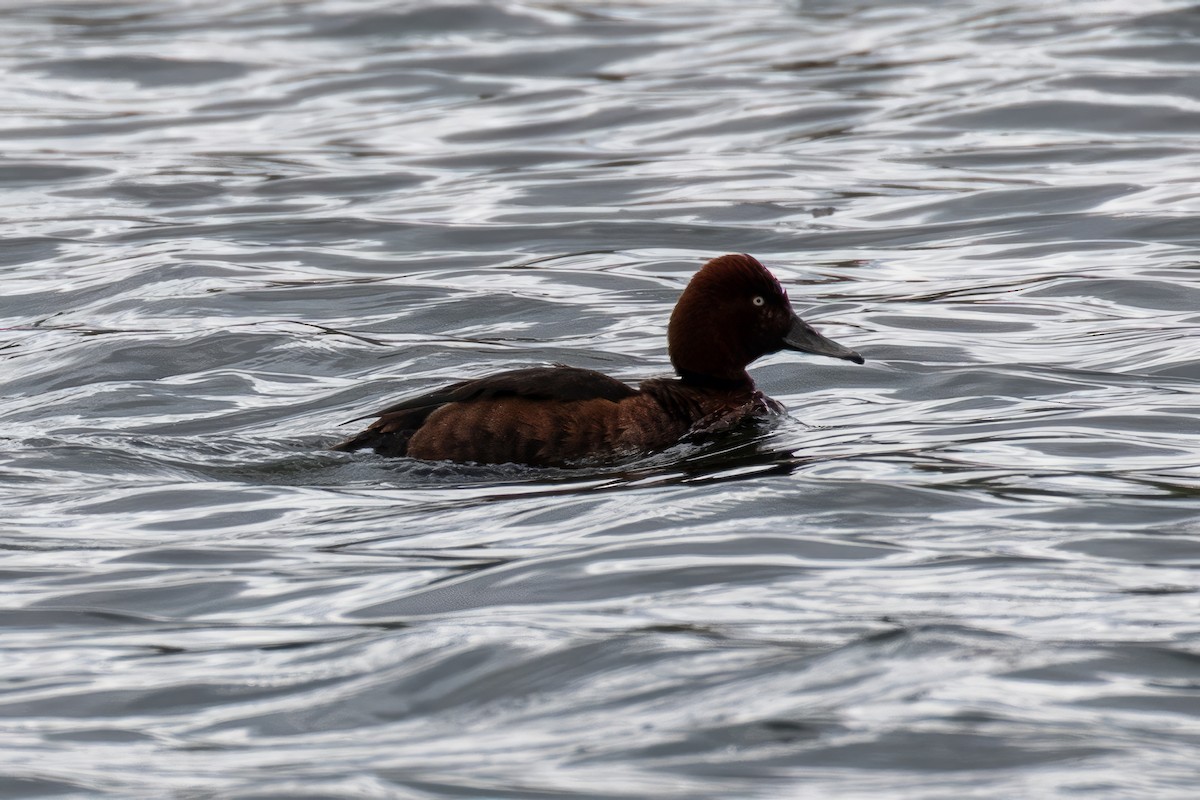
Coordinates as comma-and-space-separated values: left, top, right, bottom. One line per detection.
783, 315, 864, 364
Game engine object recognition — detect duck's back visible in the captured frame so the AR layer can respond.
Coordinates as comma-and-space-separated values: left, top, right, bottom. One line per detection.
332, 366, 704, 466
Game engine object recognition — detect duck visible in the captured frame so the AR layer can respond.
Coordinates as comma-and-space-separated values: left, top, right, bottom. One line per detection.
331, 253, 863, 466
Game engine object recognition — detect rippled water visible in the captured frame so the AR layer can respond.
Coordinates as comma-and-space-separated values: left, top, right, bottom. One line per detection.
3, 0, 1200, 797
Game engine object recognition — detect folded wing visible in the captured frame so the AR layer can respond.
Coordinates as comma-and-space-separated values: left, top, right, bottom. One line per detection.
331, 366, 638, 460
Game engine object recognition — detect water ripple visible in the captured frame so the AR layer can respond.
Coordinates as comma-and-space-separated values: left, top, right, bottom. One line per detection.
2, 0, 1200, 797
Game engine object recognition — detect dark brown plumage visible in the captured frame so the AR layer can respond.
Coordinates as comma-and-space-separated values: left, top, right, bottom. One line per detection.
332, 254, 863, 466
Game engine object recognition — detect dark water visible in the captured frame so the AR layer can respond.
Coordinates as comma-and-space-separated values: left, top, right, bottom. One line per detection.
3, 0, 1200, 797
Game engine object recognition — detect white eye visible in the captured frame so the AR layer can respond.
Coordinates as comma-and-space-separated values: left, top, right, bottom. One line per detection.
752, 295, 765, 307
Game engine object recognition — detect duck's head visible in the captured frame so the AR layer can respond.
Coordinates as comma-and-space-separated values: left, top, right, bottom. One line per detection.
667, 253, 864, 385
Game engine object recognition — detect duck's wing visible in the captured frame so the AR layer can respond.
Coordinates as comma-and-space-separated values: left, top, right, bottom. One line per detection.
331, 366, 637, 456
360, 366, 635, 420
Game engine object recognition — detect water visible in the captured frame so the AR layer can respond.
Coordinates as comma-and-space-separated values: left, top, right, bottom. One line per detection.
2, 0, 1199, 797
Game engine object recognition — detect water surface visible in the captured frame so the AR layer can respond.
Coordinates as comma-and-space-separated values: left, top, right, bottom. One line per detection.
2, 1, 1199, 797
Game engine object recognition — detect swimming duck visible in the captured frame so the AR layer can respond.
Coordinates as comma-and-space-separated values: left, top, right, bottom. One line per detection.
332, 253, 863, 466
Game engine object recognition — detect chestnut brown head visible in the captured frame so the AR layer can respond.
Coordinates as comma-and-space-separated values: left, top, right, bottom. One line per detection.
667, 254, 863, 384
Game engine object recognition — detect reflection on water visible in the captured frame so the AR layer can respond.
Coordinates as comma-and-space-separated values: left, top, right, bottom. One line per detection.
2, 0, 1199, 797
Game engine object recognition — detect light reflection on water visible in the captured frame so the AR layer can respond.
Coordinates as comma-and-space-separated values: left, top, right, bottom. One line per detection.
2, 0, 1199, 797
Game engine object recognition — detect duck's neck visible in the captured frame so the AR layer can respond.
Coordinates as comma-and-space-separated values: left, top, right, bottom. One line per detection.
676, 369, 754, 392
